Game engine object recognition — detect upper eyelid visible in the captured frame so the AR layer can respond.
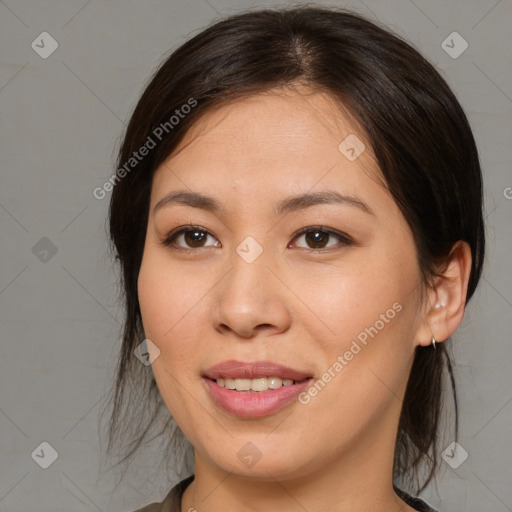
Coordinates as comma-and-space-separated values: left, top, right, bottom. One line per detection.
292, 226, 350, 240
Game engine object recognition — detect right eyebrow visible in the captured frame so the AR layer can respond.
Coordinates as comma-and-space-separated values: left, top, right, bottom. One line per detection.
153, 190, 225, 215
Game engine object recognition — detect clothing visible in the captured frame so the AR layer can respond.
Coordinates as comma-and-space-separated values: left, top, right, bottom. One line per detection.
131, 475, 438, 512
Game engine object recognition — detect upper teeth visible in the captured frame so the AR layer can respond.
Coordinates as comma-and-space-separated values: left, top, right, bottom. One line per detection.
216, 377, 295, 392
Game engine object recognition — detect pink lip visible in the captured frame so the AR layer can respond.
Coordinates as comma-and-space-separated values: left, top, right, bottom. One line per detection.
203, 378, 312, 418
202, 360, 313, 418
203, 360, 312, 381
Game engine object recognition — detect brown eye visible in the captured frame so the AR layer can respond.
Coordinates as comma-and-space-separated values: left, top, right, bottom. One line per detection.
183, 229, 208, 248
292, 227, 351, 250
304, 230, 330, 248
163, 226, 220, 250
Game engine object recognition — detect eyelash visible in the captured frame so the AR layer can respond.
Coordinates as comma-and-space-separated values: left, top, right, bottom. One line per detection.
161, 225, 352, 253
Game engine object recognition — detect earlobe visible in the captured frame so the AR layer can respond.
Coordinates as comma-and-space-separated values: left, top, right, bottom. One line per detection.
417, 241, 472, 347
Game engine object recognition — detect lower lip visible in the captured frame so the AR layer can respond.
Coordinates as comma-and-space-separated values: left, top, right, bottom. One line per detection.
203, 378, 312, 418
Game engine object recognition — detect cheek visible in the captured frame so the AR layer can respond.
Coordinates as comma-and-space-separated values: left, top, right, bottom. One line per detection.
300, 258, 409, 355
138, 254, 204, 428
301, 249, 419, 414
137, 253, 197, 399
137, 249, 206, 341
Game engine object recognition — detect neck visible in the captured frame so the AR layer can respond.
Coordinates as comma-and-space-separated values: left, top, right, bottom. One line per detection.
181, 398, 416, 512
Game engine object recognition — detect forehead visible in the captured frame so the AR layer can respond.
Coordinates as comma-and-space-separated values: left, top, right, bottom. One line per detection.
165, 87, 368, 157
151, 87, 387, 204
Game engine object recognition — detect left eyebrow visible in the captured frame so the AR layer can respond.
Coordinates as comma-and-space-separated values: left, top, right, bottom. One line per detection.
274, 190, 375, 216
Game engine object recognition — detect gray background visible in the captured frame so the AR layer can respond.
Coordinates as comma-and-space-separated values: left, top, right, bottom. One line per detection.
1, 0, 511, 511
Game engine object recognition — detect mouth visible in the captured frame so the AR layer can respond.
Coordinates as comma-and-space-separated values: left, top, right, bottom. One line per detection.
203, 359, 313, 381
202, 360, 314, 417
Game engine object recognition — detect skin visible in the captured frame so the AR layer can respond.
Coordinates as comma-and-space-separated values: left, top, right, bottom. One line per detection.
137, 85, 472, 512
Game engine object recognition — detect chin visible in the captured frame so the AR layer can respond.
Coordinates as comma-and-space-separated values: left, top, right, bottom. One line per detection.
202, 444, 320, 482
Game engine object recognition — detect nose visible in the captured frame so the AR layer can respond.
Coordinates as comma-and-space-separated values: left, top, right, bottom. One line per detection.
213, 248, 292, 339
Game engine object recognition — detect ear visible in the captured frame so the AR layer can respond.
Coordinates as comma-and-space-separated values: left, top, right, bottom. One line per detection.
415, 241, 472, 347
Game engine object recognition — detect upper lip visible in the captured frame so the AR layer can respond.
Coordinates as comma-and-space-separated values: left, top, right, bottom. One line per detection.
203, 360, 312, 381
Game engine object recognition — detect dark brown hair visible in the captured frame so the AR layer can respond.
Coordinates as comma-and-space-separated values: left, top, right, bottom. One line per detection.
100, 5, 485, 495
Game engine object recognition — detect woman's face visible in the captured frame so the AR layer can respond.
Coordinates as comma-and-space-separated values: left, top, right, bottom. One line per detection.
138, 87, 428, 480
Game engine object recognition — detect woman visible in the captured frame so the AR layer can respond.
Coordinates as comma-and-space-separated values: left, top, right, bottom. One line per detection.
103, 6, 485, 511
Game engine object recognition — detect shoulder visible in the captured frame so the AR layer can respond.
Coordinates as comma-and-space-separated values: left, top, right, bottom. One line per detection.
130, 478, 438, 512
394, 486, 439, 512
130, 502, 162, 512
129, 475, 195, 512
